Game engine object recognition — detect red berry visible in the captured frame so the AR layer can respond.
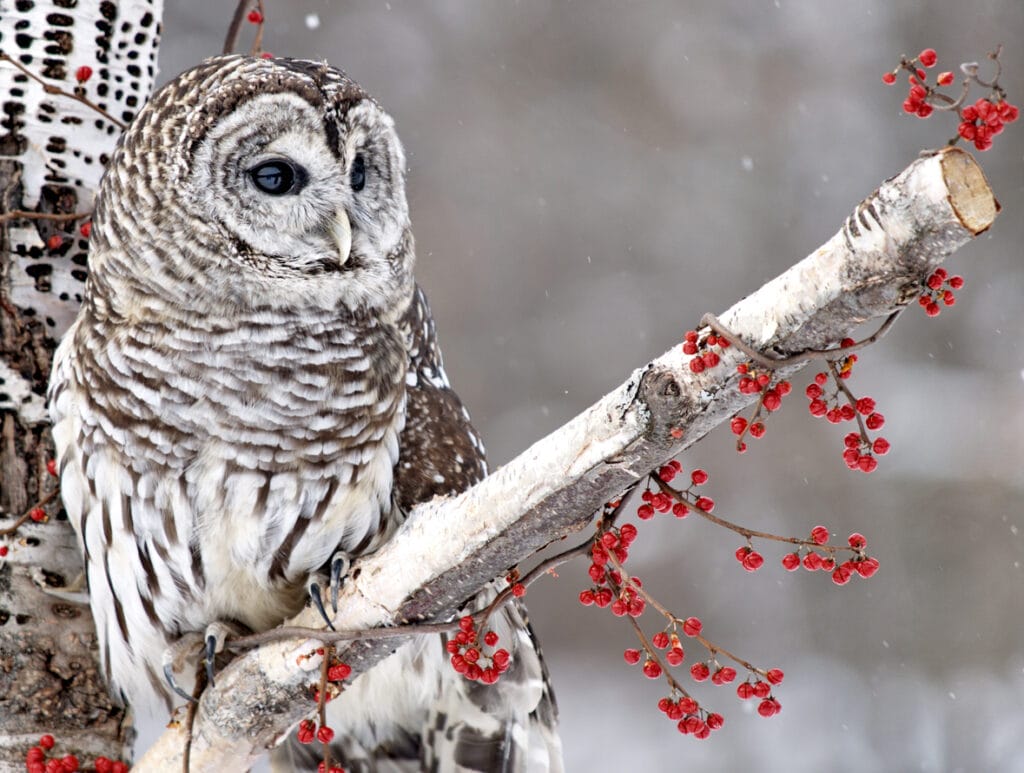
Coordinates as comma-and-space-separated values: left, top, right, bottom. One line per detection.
690, 469, 708, 486
75, 65, 93, 83
316, 725, 335, 744
47, 234, 63, 251
671, 502, 688, 518
47, 458, 58, 476
736, 681, 754, 699
642, 659, 662, 679
665, 647, 685, 666
730, 416, 748, 435
297, 719, 316, 744
247, 9, 263, 23
682, 617, 702, 637
766, 668, 785, 685
848, 532, 867, 550
637, 503, 654, 520
79, 221, 92, 239
758, 697, 781, 717
690, 662, 710, 681
741, 550, 764, 572
511, 582, 526, 597
752, 680, 771, 699
459, 616, 474, 632
762, 389, 781, 411
327, 663, 351, 681
881, 71, 897, 85
712, 666, 736, 684
748, 422, 765, 438
781, 552, 800, 571
30, 507, 47, 522
695, 496, 714, 512
856, 557, 880, 578
937, 71, 954, 86
865, 412, 885, 430
94, 759, 113, 773
810, 525, 829, 545
702, 351, 720, 369
0, 546, 7, 557
483, 631, 499, 647
832, 564, 853, 585
652, 631, 670, 649
623, 648, 641, 665
492, 648, 511, 669
803, 552, 823, 571
872, 437, 890, 455
578, 589, 595, 606
918, 48, 937, 67
39, 735, 55, 750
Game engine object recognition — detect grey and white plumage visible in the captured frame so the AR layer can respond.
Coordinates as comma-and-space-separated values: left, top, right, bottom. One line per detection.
48, 54, 561, 771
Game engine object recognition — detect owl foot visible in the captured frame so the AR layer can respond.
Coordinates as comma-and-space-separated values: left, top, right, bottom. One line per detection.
308, 550, 352, 630
161, 620, 247, 702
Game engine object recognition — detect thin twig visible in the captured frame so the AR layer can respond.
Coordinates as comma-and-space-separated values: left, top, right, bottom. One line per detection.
0, 488, 59, 537
0, 53, 125, 129
249, 0, 266, 56
0, 210, 91, 225
227, 537, 596, 651
700, 309, 902, 370
222, 0, 250, 55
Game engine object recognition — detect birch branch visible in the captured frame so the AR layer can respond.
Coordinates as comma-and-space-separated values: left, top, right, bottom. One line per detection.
139, 147, 997, 771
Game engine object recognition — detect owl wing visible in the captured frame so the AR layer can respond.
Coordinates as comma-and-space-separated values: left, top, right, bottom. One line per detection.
397, 286, 563, 773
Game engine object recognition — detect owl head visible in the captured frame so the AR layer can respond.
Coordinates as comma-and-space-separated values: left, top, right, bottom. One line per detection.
89, 55, 414, 318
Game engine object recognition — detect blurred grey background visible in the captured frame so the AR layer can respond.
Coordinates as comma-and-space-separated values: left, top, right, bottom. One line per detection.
155, 2, 1024, 771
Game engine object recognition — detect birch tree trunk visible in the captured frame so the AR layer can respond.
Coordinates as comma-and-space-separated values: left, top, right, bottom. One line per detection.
0, 2, 162, 769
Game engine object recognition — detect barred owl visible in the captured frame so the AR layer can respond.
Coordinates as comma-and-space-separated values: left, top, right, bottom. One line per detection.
49, 55, 561, 772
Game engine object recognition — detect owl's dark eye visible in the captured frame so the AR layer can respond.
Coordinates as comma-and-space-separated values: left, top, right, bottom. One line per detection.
350, 154, 366, 192
249, 159, 304, 195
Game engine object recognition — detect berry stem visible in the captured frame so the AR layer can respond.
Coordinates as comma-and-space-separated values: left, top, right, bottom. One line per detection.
0, 487, 59, 537
700, 310, 902, 370
0, 210, 91, 225
649, 474, 855, 555
0, 53, 126, 129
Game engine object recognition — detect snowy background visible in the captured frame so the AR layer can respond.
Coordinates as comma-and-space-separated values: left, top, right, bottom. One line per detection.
154, 2, 1024, 771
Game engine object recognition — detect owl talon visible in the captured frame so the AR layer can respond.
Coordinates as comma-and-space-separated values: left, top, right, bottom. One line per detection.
308, 581, 336, 631
329, 550, 351, 613
204, 634, 218, 688
161, 656, 198, 704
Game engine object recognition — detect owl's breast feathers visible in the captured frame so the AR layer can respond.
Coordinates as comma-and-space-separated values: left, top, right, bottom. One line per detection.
50, 295, 411, 681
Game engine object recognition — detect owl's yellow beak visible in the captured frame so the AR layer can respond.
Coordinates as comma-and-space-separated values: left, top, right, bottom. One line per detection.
333, 209, 352, 267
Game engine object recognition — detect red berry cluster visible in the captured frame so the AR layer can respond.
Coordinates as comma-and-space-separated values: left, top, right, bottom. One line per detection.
780, 527, 880, 585
505, 570, 527, 598
918, 267, 963, 317
682, 329, 729, 374
23, 734, 127, 773
803, 348, 888, 473
882, 46, 1017, 151
656, 694, 724, 739
958, 98, 1019, 151
728, 366, 792, 451
636, 462, 713, 520
735, 670, 784, 717
446, 616, 511, 684
580, 524, 645, 616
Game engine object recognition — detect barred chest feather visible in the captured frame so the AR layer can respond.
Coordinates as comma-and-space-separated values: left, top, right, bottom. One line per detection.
51, 303, 408, 681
